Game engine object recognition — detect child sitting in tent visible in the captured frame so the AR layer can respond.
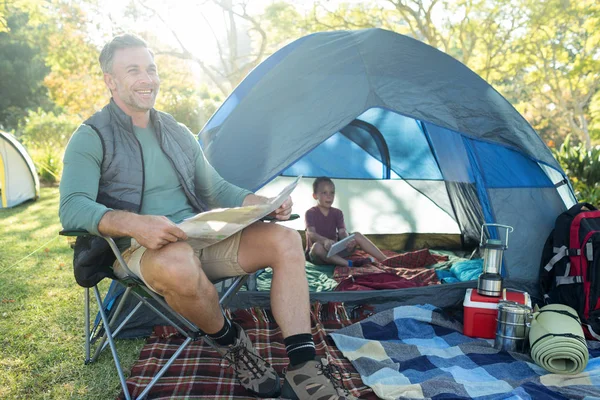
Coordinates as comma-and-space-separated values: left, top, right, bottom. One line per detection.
305, 176, 388, 267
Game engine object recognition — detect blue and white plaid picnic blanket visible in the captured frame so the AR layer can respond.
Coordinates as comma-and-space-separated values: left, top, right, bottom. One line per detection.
330, 304, 600, 400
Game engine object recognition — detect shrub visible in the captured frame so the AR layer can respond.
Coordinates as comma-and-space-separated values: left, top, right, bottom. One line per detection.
553, 135, 600, 204
17, 109, 78, 184
18, 108, 78, 149
29, 146, 62, 185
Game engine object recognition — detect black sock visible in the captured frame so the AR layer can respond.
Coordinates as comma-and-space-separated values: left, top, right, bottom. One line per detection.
207, 318, 237, 346
284, 333, 316, 366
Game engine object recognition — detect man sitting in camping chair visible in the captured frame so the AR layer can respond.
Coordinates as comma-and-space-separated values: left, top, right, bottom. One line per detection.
59, 33, 356, 400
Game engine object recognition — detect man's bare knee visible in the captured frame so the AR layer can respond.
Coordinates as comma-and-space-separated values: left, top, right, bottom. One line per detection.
275, 227, 304, 262
144, 242, 211, 297
151, 241, 195, 267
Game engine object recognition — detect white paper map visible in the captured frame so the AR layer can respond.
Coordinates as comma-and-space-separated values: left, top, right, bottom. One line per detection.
177, 176, 301, 250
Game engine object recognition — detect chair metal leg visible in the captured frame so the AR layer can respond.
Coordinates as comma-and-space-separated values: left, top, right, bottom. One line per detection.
96, 288, 144, 358
131, 289, 200, 335
84, 288, 91, 364
220, 275, 248, 308
87, 284, 197, 400
136, 337, 194, 400
93, 286, 132, 400
246, 273, 257, 291
64, 231, 255, 399
83, 271, 249, 399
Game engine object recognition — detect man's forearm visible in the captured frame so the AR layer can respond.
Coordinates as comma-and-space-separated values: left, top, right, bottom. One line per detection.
98, 211, 187, 250
242, 193, 268, 206
98, 210, 141, 238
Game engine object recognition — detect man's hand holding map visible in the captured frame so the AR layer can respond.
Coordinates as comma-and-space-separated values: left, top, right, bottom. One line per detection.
177, 176, 301, 250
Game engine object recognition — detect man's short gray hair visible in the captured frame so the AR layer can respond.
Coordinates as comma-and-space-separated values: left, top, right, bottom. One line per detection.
99, 33, 153, 73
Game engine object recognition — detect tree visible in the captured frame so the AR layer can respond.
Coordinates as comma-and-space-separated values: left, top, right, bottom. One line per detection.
42, 1, 106, 119
590, 90, 600, 142
266, 0, 600, 149
120, 0, 271, 97
291, 0, 526, 82
0, 3, 52, 131
510, 0, 600, 149
153, 55, 223, 133
0, 2, 8, 33
0, 0, 107, 131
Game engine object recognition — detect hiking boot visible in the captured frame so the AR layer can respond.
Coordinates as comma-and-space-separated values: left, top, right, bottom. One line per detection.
214, 322, 281, 398
281, 357, 358, 400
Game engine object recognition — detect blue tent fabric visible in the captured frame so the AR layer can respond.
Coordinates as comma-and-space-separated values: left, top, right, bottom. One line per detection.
201, 29, 566, 189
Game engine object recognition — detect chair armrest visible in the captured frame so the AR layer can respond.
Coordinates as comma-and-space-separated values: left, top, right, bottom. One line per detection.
59, 229, 93, 237
260, 213, 300, 222
59, 229, 138, 280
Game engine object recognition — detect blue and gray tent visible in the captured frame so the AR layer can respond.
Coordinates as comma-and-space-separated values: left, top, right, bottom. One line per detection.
105, 28, 575, 337
200, 28, 575, 306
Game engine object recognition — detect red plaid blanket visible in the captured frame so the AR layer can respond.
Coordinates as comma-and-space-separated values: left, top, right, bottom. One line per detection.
333, 249, 447, 286
119, 303, 377, 399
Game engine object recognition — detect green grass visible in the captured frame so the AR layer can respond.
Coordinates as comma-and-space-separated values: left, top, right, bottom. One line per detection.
0, 187, 144, 399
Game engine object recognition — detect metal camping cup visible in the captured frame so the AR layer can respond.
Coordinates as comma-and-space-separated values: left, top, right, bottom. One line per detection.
494, 300, 533, 353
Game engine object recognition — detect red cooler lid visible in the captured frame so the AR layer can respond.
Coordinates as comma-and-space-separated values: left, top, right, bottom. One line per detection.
463, 288, 501, 309
463, 288, 531, 308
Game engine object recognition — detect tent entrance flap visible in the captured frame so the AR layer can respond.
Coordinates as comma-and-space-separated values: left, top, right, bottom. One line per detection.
257, 176, 461, 239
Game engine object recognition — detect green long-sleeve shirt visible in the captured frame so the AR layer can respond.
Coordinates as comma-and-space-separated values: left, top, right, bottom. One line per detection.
59, 123, 251, 236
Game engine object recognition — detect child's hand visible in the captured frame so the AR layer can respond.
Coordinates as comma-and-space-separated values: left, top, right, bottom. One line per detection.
345, 238, 357, 251
323, 239, 335, 250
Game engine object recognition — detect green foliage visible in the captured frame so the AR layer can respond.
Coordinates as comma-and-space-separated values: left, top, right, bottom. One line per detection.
154, 56, 222, 133
553, 135, 600, 203
507, 0, 600, 148
29, 147, 62, 184
0, 5, 7, 33
263, 2, 306, 49
18, 109, 78, 184
42, 2, 106, 119
18, 109, 78, 149
590, 90, 600, 145
0, 5, 52, 131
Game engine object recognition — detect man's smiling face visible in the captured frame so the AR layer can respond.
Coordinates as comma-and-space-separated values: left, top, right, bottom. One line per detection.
104, 46, 160, 115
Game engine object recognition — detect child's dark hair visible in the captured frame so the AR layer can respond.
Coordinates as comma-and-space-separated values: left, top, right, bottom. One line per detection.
313, 177, 334, 194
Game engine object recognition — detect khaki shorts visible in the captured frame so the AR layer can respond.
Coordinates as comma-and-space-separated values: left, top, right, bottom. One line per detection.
113, 231, 246, 293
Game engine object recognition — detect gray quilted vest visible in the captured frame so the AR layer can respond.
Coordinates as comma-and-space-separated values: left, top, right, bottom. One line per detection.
72, 100, 209, 287
84, 99, 208, 213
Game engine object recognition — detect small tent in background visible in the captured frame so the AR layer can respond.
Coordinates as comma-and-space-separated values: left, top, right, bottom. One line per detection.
199, 28, 577, 309
0, 130, 40, 208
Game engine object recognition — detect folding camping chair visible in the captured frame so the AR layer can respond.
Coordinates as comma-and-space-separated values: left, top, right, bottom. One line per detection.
59, 215, 297, 400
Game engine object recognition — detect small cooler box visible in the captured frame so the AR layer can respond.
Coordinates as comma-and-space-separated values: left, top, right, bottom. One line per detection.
463, 288, 531, 339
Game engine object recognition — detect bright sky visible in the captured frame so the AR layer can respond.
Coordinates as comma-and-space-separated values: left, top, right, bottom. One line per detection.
103, 0, 372, 60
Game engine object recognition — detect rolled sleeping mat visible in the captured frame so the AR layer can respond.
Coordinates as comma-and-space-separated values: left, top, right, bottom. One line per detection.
529, 303, 589, 374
